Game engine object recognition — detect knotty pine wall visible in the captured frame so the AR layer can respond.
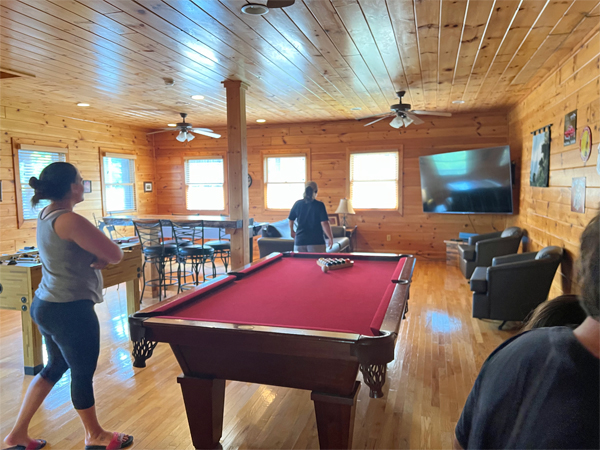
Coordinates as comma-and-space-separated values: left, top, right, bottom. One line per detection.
0, 106, 157, 254
154, 112, 510, 260
508, 29, 600, 297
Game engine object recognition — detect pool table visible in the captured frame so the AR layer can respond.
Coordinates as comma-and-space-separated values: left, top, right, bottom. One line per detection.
129, 252, 415, 449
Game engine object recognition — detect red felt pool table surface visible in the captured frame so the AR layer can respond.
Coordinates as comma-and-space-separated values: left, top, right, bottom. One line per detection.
151, 254, 406, 336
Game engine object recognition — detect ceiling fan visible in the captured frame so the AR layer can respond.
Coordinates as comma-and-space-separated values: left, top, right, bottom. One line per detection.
146, 113, 221, 142
358, 91, 452, 128
241, 0, 295, 15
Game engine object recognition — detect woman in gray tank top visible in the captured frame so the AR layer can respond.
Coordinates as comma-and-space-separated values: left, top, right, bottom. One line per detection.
3, 163, 133, 450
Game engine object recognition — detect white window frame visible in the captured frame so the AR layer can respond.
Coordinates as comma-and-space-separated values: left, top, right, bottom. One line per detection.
262, 152, 309, 211
12, 142, 69, 228
184, 156, 227, 213
101, 152, 137, 214
347, 146, 403, 214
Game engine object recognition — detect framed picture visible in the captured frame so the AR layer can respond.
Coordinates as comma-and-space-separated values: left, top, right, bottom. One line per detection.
328, 214, 339, 226
144, 181, 153, 193
580, 126, 592, 162
83, 180, 92, 193
564, 110, 577, 146
571, 177, 586, 213
530, 128, 550, 187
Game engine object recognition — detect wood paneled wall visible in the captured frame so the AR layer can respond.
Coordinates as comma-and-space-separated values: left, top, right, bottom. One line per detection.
509, 29, 600, 297
155, 112, 510, 260
0, 106, 157, 254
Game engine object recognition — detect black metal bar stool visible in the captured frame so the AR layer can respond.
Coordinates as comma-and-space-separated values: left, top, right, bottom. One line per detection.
204, 228, 231, 273
171, 221, 217, 292
133, 220, 178, 302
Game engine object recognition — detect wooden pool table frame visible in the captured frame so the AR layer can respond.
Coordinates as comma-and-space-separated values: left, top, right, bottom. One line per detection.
129, 252, 415, 449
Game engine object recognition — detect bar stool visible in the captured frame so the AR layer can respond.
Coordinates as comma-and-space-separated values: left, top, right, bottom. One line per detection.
205, 228, 231, 273
133, 220, 178, 301
171, 221, 217, 292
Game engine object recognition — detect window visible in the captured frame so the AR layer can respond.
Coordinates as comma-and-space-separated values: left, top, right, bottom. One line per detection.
350, 151, 399, 209
185, 158, 225, 211
102, 154, 136, 213
16, 147, 67, 222
264, 155, 306, 209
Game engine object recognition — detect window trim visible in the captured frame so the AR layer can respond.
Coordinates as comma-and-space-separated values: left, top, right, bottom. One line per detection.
183, 154, 229, 215
346, 146, 403, 215
261, 149, 310, 212
12, 139, 69, 228
100, 149, 137, 215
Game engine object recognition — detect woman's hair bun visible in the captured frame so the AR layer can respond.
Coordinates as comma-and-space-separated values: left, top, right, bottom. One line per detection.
29, 177, 41, 190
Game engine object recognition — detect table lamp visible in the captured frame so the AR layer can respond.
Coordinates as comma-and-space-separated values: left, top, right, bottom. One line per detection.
335, 198, 355, 227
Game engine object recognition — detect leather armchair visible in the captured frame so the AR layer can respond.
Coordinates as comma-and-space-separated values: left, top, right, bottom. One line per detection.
470, 246, 563, 328
257, 219, 350, 258
458, 227, 523, 278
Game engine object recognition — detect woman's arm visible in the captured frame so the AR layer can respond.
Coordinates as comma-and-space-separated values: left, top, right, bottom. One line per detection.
54, 212, 124, 264
321, 221, 334, 249
288, 220, 296, 239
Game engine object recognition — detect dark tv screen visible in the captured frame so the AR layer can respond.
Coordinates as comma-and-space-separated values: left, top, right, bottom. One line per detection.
419, 146, 513, 214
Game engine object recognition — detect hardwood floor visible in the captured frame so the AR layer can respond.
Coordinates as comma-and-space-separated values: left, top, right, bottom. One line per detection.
0, 261, 517, 449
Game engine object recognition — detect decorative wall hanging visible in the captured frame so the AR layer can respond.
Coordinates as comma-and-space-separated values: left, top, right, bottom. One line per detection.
144, 181, 153, 193
571, 177, 586, 213
530, 126, 551, 187
580, 126, 592, 162
564, 110, 577, 146
83, 180, 92, 193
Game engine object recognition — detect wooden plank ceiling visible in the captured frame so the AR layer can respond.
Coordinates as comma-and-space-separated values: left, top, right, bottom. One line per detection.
1, 0, 599, 130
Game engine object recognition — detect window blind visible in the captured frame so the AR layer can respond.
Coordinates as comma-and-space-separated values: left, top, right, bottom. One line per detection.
350, 152, 399, 209
185, 159, 225, 211
103, 156, 136, 212
265, 156, 306, 209
18, 149, 67, 220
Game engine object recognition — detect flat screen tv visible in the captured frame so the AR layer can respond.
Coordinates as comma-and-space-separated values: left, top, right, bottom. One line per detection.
419, 146, 513, 214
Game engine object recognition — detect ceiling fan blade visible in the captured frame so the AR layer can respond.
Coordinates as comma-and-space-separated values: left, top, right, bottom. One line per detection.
266, 0, 295, 7
192, 130, 221, 139
411, 110, 452, 117
146, 129, 175, 135
191, 128, 215, 133
356, 112, 391, 121
364, 115, 393, 127
405, 112, 424, 125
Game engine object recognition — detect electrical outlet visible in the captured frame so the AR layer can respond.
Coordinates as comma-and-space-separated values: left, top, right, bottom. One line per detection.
387, 235, 391, 241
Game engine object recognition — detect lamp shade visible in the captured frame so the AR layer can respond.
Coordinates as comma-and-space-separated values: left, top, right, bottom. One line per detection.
335, 198, 355, 215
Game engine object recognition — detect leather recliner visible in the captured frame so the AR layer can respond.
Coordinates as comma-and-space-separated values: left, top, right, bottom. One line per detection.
470, 246, 563, 328
458, 227, 523, 279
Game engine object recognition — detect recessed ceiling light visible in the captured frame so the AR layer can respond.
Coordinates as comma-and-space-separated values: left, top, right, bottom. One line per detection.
256, 119, 266, 123
167, 123, 177, 127
76, 102, 90, 107
452, 100, 465, 104
241, 4, 269, 15
191, 95, 205, 100
350, 107, 362, 111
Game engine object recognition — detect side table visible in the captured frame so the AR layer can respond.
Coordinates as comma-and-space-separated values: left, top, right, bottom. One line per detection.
346, 226, 358, 252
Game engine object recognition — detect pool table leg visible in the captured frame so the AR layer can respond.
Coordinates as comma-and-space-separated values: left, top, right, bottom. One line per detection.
178, 375, 225, 449
311, 381, 361, 449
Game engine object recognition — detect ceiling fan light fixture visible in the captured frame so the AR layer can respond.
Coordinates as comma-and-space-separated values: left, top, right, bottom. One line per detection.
176, 131, 187, 142
241, 4, 269, 15
402, 115, 413, 127
390, 116, 404, 129
186, 132, 195, 142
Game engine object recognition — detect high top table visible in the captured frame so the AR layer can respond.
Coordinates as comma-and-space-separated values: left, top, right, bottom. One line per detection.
102, 214, 262, 261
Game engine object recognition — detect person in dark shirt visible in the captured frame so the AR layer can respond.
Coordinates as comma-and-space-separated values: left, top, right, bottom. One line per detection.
288, 181, 334, 252
455, 213, 600, 449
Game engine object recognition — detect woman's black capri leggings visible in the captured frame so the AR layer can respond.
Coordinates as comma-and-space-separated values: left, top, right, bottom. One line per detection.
31, 297, 100, 410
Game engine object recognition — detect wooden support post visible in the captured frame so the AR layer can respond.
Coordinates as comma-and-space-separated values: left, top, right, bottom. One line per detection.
223, 79, 250, 271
